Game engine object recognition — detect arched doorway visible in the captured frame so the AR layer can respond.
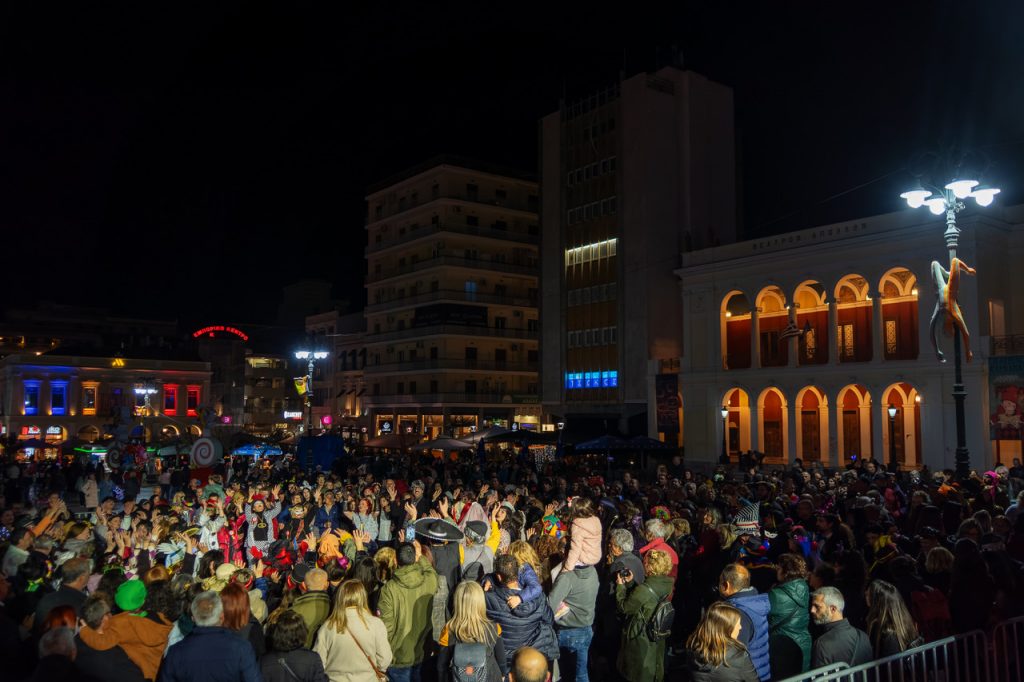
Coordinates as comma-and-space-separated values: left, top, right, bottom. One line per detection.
77, 425, 101, 443
757, 388, 788, 462
882, 382, 921, 468
834, 274, 873, 362
837, 384, 873, 463
793, 281, 829, 366
721, 291, 752, 369
795, 387, 828, 464
879, 267, 920, 360
755, 286, 789, 367
722, 388, 751, 461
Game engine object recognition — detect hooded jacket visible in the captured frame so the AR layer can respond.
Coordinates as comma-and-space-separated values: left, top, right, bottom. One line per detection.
484, 581, 559, 666
79, 611, 173, 680
726, 588, 771, 681
767, 579, 811, 674
378, 556, 439, 667
615, 574, 674, 682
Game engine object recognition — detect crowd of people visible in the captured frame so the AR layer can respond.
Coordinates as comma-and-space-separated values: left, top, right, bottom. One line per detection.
1, 449, 1023, 682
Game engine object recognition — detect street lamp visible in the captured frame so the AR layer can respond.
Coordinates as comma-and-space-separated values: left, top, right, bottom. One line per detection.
721, 406, 730, 464
887, 404, 898, 471
295, 349, 329, 470
134, 384, 158, 446
901, 164, 1000, 479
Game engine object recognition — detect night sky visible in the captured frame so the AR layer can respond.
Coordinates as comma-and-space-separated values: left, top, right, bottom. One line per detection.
3, 2, 1022, 324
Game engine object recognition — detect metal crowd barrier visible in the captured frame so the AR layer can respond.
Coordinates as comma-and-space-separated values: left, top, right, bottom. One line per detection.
991, 615, 1024, 682
778, 628, 989, 682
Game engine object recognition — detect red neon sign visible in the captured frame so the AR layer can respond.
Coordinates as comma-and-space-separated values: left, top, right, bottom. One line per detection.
192, 325, 249, 342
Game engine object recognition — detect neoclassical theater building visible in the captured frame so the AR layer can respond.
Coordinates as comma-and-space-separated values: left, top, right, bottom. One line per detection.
676, 202, 1024, 471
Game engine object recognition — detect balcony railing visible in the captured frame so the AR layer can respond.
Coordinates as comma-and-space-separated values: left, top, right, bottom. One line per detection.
368, 324, 538, 344
363, 359, 539, 374
365, 221, 539, 255
361, 392, 540, 405
366, 289, 538, 313
366, 254, 538, 284
991, 335, 1024, 356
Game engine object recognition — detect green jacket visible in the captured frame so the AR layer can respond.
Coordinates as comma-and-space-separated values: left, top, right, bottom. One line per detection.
378, 556, 439, 667
615, 574, 673, 682
768, 578, 812, 672
291, 590, 331, 648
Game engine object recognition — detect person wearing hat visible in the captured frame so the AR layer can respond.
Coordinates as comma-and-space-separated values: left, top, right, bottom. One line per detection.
78, 579, 174, 680
412, 516, 464, 597
460, 520, 495, 581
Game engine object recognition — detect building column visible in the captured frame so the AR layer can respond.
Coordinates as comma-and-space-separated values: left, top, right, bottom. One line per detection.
836, 404, 846, 463
787, 307, 799, 368
867, 402, 882, 461
750, 307, 761, 369
819, 402, 831, 466
871, 295, 884, 363
785, 402, 796, 465
903, 405, 917, 468
754, 406, 764, 453
828, 300, 839, 364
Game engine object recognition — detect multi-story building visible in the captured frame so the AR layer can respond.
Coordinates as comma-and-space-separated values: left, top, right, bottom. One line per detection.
676, 203, 1024, 471
0, 353, 211, 451
539, 66, 737, 443
363, 157, 541, 438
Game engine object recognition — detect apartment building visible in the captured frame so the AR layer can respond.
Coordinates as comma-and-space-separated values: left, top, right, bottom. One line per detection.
363, 157, 541, 438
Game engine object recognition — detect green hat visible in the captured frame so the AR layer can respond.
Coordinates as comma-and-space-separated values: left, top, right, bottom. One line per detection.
115, 579, 147, 612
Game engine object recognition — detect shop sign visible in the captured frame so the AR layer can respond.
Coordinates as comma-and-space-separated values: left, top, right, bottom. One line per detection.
46, 426, 63, 435
380, 420, 393, 434
283, 411, 303, 420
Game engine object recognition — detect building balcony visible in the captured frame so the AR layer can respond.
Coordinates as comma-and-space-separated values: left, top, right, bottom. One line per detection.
991, 335, 1024, 357
366, 289, 538, 314
363, 359, 539, 375
362, 392, 540, 406
365, 220, 539, 255
367, 324, 538, 344
366, 254, 538, 284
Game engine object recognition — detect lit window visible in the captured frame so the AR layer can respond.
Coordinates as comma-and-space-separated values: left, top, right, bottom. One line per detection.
885, 320, 898, 357
82, 386, 97, 415
187, 386, 200, 416
164, 386, 178, 415
50, 383, 67, 416
24, 383, 39, 415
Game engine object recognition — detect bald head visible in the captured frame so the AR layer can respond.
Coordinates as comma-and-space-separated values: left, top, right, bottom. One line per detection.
719, 563, 750, 597
304, 567, 328, 592
511, 647, 550, 682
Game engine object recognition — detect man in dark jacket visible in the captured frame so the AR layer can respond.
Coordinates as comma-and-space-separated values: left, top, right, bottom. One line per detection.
33, 557, 90, 633
75, 595, 145, 682
720, 563, 771, 681
485, 555, 560, 669
158, 591, 261, 682
809, 586, 873, 669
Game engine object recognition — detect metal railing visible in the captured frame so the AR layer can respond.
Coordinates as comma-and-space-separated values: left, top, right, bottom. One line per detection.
779, 629, 989, 682
366, 254, 538, 283
367, 323, 538, 343
363, 359, 538, 374
992, 615, 1024, 682
366, 289, 537, 313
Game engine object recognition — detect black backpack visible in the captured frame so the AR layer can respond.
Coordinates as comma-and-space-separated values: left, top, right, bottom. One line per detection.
451, 630, 493, 682
642, 583, 675, 641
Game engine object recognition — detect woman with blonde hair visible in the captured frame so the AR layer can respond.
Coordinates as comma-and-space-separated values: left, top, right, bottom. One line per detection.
373, 546, 396, 584
616, 549, 675, 681
437, 580, 507, 682
684, 602, 758, 682
314, 579, 392, 681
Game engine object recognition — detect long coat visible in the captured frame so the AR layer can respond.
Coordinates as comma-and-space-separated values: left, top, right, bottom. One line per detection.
615, 574, 674, 682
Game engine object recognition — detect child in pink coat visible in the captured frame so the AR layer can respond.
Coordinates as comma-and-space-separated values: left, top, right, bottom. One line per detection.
563, 497, 602, 570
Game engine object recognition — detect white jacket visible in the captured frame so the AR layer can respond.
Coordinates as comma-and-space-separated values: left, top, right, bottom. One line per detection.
314, 607, 392, 682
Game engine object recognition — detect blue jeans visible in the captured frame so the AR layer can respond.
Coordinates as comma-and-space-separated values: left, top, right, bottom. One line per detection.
387, 665, 422, 682
558, 626, 593, 682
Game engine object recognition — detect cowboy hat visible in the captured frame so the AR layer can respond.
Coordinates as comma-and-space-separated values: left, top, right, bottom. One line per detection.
413, 518, 464, 542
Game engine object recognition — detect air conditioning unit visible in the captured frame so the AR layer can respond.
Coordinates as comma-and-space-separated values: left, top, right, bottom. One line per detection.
511, 344, 520, 351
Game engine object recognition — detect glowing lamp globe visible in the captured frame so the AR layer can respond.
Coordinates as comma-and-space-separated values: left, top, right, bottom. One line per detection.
924, 198, 946, 215
945, 179, 978, 199
971, 186, 1001, 207
900, 188, 932, 209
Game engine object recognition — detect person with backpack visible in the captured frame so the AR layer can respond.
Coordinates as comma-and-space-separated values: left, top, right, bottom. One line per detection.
615, 549, 674, 682
314, 579, 392, 682
438, 581, 508, 682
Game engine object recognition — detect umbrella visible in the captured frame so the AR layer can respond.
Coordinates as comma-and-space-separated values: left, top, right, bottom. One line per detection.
412, 437, 473, 452
628, 436, 676, 450
363, 432, 417, 450
574, 435, 630, 452
462, 426, 512, 444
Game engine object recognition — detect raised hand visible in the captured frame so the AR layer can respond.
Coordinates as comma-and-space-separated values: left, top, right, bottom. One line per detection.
404, 502, 417, 521
234, 557, 245, 569
253, 560, 265, 578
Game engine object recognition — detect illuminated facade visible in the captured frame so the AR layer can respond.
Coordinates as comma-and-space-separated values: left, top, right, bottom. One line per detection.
363, 157, 541, 437
540, 66, 737, 440
0, 354, 211, 449
677, 203, 1024, 471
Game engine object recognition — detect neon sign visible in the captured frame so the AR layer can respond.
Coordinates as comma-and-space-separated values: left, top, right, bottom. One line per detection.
193, 325, 249, 342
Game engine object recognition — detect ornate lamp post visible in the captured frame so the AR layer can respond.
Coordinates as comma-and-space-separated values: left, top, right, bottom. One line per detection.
887, 403, 898, 471
721, 405, 730, 464
295, 349, 328, 470
900, 163, 1000, 478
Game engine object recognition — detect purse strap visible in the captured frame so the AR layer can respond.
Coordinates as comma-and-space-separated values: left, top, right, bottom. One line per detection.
347, 628, 387, 680
278, 658, 300, 681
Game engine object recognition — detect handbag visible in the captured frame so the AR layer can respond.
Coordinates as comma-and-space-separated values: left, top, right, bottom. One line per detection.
348, 628, 389, 682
